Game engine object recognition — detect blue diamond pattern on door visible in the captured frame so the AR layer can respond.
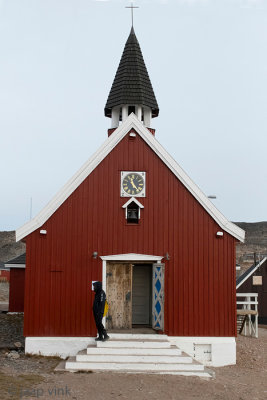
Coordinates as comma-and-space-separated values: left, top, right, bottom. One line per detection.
152, 263, 165, 330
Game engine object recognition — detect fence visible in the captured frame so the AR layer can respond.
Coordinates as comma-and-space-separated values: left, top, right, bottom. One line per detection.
236, 293, 258, 338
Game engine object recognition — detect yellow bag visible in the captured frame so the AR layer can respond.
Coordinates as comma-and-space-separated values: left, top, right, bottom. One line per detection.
103, 300, 109, 317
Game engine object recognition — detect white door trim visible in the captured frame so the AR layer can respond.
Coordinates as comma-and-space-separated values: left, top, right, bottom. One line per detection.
101, 254, 164, 328
100, 253, 163, 262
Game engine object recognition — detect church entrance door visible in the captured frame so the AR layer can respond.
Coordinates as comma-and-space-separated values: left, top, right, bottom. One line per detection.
106, 263, 132, 330
132, 264, 152, 325
103, 257, 165, 332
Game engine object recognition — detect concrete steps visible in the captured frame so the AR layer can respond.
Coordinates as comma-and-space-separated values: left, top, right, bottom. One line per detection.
64, 334, 213, 378
77, 350, 192, 364
96, 339, 171, 349
85, 346, 182, 356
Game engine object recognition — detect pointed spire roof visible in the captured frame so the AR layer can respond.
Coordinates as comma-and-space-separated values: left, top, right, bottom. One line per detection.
105, 28, 159, 118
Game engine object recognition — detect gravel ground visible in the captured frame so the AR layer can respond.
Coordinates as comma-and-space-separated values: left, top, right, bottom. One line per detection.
0, 313, 266, 400
0, 314, 24, 349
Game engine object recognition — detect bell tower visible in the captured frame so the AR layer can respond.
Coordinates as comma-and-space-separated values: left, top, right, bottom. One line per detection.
105, 27, 159, 135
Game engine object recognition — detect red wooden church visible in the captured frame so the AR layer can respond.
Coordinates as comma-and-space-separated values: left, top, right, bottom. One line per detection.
17, 28, 245, 366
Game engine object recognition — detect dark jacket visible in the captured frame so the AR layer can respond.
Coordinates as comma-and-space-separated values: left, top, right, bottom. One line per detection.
93, 281, 106, 317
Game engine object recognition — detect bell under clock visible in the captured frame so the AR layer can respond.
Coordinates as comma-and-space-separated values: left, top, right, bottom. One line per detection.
121, 171, 146, 197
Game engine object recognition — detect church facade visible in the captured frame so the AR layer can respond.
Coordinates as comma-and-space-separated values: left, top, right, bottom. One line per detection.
17, 28, 245, 366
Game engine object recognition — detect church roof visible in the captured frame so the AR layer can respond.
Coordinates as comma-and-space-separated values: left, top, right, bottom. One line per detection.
105, 28, 159, 118
5, 253, 26, 264
5, 253, 26, 268
16, 114, 245, 243
236, 257, 267, 289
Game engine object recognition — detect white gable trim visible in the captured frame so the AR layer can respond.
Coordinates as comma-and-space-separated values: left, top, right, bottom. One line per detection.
122, 197, 144, 209
16, 113, 245, 242
236, 257, 267, 289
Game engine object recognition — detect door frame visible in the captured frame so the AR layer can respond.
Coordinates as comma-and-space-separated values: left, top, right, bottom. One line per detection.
100, 254, 163, 328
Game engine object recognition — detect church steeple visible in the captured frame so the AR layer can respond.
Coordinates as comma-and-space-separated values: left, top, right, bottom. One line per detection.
105, 28, 159, 131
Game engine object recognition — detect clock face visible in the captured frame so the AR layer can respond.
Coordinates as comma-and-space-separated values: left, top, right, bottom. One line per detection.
121, 172, 146, 197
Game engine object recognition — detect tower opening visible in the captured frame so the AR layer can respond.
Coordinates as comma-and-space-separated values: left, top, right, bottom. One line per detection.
128, 106, 136, 116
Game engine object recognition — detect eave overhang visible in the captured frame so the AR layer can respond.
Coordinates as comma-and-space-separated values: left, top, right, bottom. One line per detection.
16, 113, 245, 243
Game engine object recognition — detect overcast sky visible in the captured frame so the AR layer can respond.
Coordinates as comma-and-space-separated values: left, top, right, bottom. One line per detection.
0, 0, 266, 231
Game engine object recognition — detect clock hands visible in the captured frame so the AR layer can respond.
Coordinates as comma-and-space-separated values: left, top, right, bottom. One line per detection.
130, 178, 138, 190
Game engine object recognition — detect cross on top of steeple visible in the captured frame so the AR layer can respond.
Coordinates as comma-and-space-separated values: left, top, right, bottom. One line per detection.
125, 2, 139, 27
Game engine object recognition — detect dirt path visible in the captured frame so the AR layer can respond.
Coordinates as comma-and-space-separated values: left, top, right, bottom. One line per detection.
0, 312, 266, 400
25, 330, 267, 400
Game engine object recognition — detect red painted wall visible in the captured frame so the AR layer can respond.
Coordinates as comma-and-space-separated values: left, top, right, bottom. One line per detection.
0, 269, 10, 282
24, 130, 237, 337
9, 269, 25, 312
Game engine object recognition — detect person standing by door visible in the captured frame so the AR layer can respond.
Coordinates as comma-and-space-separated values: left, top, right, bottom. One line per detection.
92, 281, 109, 341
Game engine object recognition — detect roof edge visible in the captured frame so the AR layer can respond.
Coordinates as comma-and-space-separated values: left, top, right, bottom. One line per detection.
4, 263, 26, 269
16, 113, 245, 242
16, 117, 138, 241
236, 257, 267, 289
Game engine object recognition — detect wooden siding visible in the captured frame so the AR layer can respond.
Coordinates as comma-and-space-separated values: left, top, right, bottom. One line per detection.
9, 268, 25, 312
0, 269, 10, 282
24, 131, 237, 337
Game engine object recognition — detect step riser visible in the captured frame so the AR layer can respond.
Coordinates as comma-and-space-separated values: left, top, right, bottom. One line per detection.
87, 348, 181, 356
108, 334, 168, 341
77, 355, 192, 363
97, 341, 171, 349
65, 368, 211, 378
65, 362, 204, 372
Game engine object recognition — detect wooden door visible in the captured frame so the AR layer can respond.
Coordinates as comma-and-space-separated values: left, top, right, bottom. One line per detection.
106, 263, 132, 330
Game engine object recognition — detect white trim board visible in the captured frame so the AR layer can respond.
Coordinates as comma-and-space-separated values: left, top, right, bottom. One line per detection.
100, 253, 162, 262
4, 264, 25, 269
16, 113, 245, 242
122, 197, 144, 209
236, 257, 267, 289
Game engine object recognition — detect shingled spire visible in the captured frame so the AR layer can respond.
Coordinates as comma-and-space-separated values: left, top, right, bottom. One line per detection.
105, 28, 159, 130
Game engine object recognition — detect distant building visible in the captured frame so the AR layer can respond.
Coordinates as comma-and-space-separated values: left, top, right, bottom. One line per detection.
0, 261, 10, 282
237, 257, 267, 325
5, 253, 25, 312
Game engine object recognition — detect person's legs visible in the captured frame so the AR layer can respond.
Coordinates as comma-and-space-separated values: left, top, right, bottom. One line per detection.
94, 313, 109, 341
94, 314, 103, 340
103, 329, 109, 340
95, 314, 109, 341
99, 321, 109, 340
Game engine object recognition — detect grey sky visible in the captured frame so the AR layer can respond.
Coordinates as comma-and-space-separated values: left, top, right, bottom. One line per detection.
0, 0, 266, 231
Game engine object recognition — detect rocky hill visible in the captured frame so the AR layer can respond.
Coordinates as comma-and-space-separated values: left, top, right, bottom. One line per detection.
0, 223, 266, 272
0, 231, 25, 264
